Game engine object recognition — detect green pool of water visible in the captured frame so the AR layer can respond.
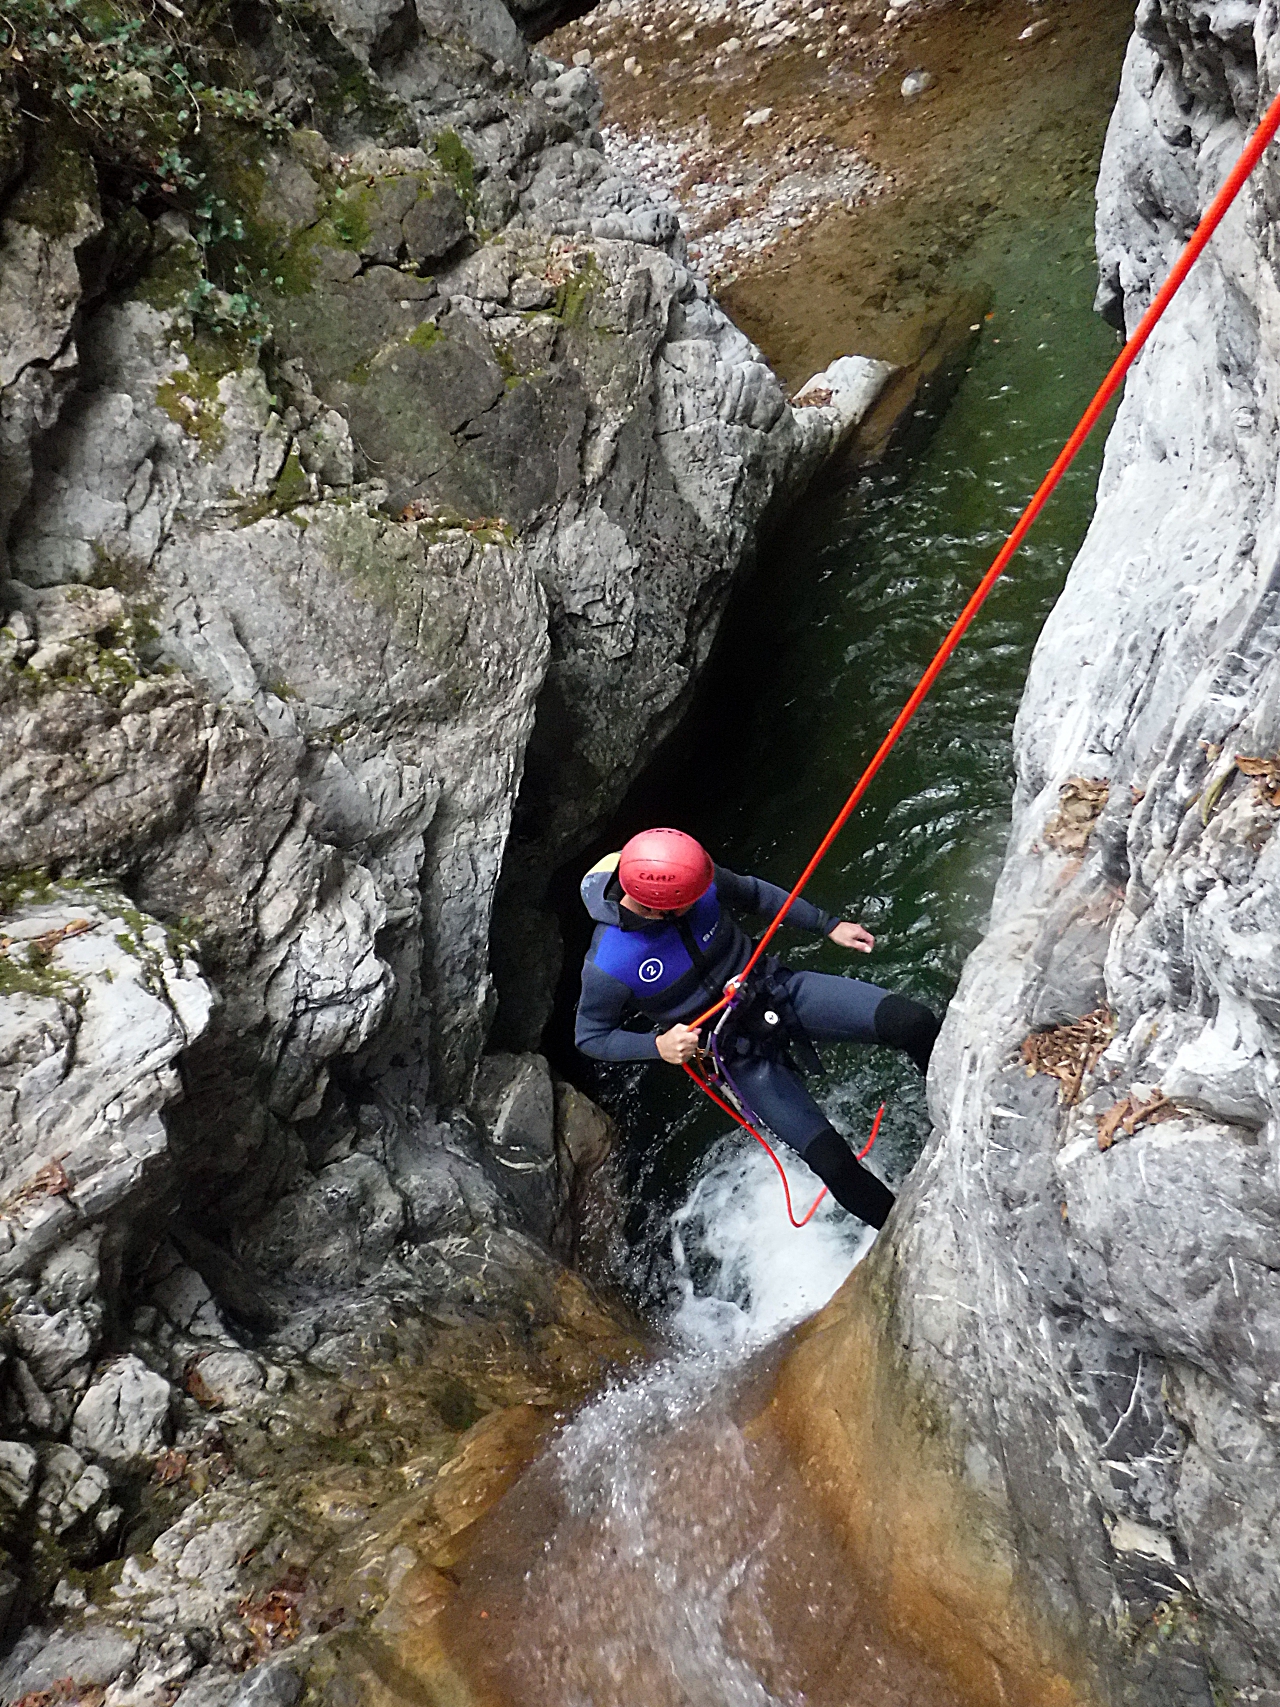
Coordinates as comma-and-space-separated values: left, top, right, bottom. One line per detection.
597, 193, 1123, 1219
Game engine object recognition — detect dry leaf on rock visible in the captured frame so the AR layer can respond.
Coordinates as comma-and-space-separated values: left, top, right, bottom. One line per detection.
1097, 1089, 1179, 1151
1042, 776, 1109, 853
14, 1685, 105, 1707
1, 1155, 73, 1215
1021, 1008, 1113, 1105
29, 918, 94, 956
238, 1567, 307, 1654
152, 1449, 189, 1485
1234, 753, 1280, 808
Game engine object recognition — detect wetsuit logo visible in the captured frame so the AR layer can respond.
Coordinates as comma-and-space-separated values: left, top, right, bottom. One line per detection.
638, 957, 664, 984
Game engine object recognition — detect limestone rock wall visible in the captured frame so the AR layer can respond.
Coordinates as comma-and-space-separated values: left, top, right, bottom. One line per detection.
0, 0, 846, 1672
774, 5, 1280, 1704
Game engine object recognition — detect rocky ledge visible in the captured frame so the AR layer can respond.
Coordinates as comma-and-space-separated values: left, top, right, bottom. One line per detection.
771, 3, 1280, 1704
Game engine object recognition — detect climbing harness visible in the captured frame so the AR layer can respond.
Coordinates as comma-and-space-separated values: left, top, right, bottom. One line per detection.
711, 957, 822, 1076
682, 82, 1280, 1225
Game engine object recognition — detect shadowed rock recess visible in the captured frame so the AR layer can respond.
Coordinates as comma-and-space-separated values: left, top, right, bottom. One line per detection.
0, 0, 871, 1683
770, 3, 1280, 1704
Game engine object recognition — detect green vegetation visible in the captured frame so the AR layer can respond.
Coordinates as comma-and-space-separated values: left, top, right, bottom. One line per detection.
232, 445, 316, 524
0, 0, 279, 183
433, 128, 476, 212
406, 319, 443, 353
155, 340, 234, 453
0, 0, 284, 349
0, 0, 386, 347
0, 938, 78, 1001
10, 597, 169, 705
328, 189, 372, 253
273, 447, 311, 509
554, 254, 603, 327
0, 871, 56, 916
87, 543, 154, 596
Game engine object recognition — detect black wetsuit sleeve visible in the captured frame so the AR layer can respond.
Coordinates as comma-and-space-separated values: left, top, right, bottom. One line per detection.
575, 961, 662, 1062
713, 866, 836, 936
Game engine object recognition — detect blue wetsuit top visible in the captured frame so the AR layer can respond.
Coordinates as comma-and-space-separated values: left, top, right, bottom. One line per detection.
574, 855, 835, 1063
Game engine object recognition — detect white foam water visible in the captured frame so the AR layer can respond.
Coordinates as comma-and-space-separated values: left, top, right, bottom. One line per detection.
667, 1133, 877, 1352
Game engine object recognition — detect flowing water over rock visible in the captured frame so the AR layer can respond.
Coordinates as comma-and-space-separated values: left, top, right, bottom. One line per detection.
431, 1162, 964, 1706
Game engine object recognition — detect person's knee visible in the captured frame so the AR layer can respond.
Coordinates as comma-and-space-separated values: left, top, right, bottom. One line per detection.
873, 994, 942, 1075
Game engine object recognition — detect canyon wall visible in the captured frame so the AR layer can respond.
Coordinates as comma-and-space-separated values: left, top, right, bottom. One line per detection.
0, 0, 867, 1686
774, 3, 1280, 1704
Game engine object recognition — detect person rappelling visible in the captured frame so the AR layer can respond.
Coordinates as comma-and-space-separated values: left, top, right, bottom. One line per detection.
574, 827, 941, 1229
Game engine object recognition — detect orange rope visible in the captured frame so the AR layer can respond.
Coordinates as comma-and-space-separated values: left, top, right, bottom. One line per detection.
680, 83, 1280, 1223
688, 81, 1280, 1038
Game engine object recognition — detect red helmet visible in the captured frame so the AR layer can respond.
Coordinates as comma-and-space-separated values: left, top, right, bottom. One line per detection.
617, 828, 713, 910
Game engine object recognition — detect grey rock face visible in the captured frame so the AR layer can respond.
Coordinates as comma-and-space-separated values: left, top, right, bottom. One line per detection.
227, 1663, 303, 1707
471, 1050, 560, 1239
856, 3, 1280, 1699
0, 133, 102, 567
0, 1627, 140, 1704
0, 888, 213, 1292
70, 1356, 172, 1468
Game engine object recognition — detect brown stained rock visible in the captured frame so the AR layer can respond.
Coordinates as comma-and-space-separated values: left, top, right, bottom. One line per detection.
765, 1260, 1095, 1707
1042, 777, 1109, 854
431, 1403, 554, 1539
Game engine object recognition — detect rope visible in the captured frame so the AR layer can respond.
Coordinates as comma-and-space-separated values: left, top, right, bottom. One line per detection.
689, 81, 1280, 1033
678, 82, 1280, 1217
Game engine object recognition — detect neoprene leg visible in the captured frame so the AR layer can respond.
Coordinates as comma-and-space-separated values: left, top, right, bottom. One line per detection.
728, 1058, 895, 1229
873, 993, 942, 1075
730, 1053, 830, 1146
805, 1127, 895, 1229
785, 969, 886, 1043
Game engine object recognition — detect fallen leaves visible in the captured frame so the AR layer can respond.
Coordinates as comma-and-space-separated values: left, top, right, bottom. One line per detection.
0, 919, 92, 963
238, 1567, 308, 1655
152, 1449, 189, 1486
0, 1156, 73, 1217
1042, 776, 1109, 853
13, 1683, 105, 1707
1234, 753, 1280, 808
184, 1360, 218, 1407
155, 1421, 230, 1492
1021, 1008, 1113, 1105
29, 919, 94, 956
1097, 1089, 1180, 1151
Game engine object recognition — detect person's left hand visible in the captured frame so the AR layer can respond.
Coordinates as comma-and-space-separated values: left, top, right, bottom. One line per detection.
828, 920, 875, 954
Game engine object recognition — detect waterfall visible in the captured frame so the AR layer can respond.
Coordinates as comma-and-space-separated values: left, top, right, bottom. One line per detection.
432, 1135, 958, 1706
